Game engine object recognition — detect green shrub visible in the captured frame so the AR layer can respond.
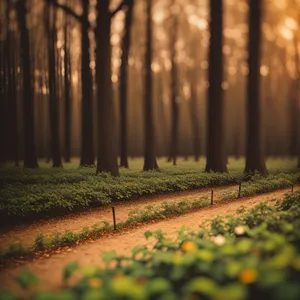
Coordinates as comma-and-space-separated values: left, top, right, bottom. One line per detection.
1, 156, 298, 223
5, 192, 300, 300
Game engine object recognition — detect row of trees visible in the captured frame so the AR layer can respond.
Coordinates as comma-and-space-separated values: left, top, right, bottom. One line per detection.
0, 0, 299, 176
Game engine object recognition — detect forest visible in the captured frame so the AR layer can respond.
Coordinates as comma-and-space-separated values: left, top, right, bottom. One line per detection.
0, 0, 300, 299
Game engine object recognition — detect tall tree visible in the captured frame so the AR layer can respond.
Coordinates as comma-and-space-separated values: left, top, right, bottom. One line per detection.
119, 0, 134, 168
168, 14, 179, 166
64, 14, 72, 163
294, 35, 300, 167
143, 0, 159, 171
47, 0, 95, 166
46, 3, 62, 167
95, 0, 119, 176
15, 0, 38, 168
5, 1, 18, 165
189, 75, 201, 162
244, 0, 267, 175
288, 81, 298, 157
80, 0, 94, 167
205, 0, 227, 173
0, 9, 7, 166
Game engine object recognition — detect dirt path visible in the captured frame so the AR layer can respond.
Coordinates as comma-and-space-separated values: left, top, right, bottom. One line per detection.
0, 187, 293, 294
0, 185, 237, 250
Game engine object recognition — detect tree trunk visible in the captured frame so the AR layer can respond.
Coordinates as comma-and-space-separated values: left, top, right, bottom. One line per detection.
0, 35, 8, 166
95, 0, 119, 176
16, 0, 38, 168
288, 82, 298, 157
205, 0, 227, 173
294, 35, 300, 168
244, 0, 267, 175
7, 24, 19, 166
189, 80, 201, 162
0, 36, 6, 166
119, 0, 134, 168
80, 0, 94, 167
46, 4, 62, 167
168, 16, 179, 166
64, 18, 71, 163
157, 73, 168, 157
143, 0, 159, 171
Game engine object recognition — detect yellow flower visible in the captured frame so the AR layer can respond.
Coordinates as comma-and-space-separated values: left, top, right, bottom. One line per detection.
89, 277, 103, 288
182, 241, 196, 252
239, 269, 257, 284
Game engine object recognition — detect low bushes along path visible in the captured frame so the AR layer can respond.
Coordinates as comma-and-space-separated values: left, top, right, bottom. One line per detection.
0, 186, 297, 294
0, 184, 239, 250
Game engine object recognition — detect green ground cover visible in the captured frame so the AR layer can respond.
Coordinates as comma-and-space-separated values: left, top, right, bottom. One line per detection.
2, 191, 300, 299
0, 157, 298, 223
0, 172, 298, 264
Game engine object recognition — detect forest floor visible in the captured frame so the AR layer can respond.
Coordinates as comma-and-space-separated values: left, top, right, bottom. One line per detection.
0, 184, 238, 249
0, 186, 296, 294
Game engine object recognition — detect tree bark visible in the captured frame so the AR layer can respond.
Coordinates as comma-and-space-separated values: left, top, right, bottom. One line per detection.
143, 0, 159, 171
16, 0, 38, 168
205, 0, 227, 173
46, 4, 62, 167
95, 0, 119, 176
168, 16, 179, 166
64, 17, 71, 163
119, 0, 134, 168
189, 80, 201, 162
244, 0, 267, 175
294, 35, 300, 167
80, 0, 94, 167
0, 37, 6, 166
288, 82, 298, 157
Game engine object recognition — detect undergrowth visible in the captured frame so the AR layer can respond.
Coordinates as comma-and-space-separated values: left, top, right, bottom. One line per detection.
2, 191, 300, 299
0, 175, 298, 264
0, 157, 299, 223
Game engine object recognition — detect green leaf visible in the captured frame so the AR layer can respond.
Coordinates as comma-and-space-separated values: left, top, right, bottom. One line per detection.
186, 277, 217, 295
32, 291, 76, 300
63, 261, 79, 281
82, 290, 106, 300
144, 231, 152, 240
111, 276, 147, 299
0, 290, 19, 300
132, 246, 148, 258
236, 239, 253, 253
101, 251, 118, 264
80, 265, 98, 277
147, 278, 171, 294
213, 283, 246, 300
177, 225, 190, 240
15, 269, 39, 290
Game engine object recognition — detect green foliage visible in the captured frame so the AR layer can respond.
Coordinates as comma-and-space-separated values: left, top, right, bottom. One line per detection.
15, 269, 39, 290
9, 192, 300, 299
0, 243, 31, 264
220, 172, 300, 201
63, 262, 79, 281
34, 234, 45, 251
0, 157, 298, 222
126, 197, 209, 224
1, 176, 299, 263
0, 290, 19, 300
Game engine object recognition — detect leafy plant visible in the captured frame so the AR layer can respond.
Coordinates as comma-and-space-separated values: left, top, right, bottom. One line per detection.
8, 191, 300, 299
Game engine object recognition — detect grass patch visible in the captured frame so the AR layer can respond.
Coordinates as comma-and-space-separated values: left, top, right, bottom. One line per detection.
0, 157, 299, 223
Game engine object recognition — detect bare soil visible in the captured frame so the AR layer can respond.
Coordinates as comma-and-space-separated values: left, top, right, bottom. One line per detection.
0, 187, 293, 294
0, 185, 237, 249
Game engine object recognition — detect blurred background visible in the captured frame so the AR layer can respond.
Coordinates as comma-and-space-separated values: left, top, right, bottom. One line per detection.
0, 0, 299, 170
